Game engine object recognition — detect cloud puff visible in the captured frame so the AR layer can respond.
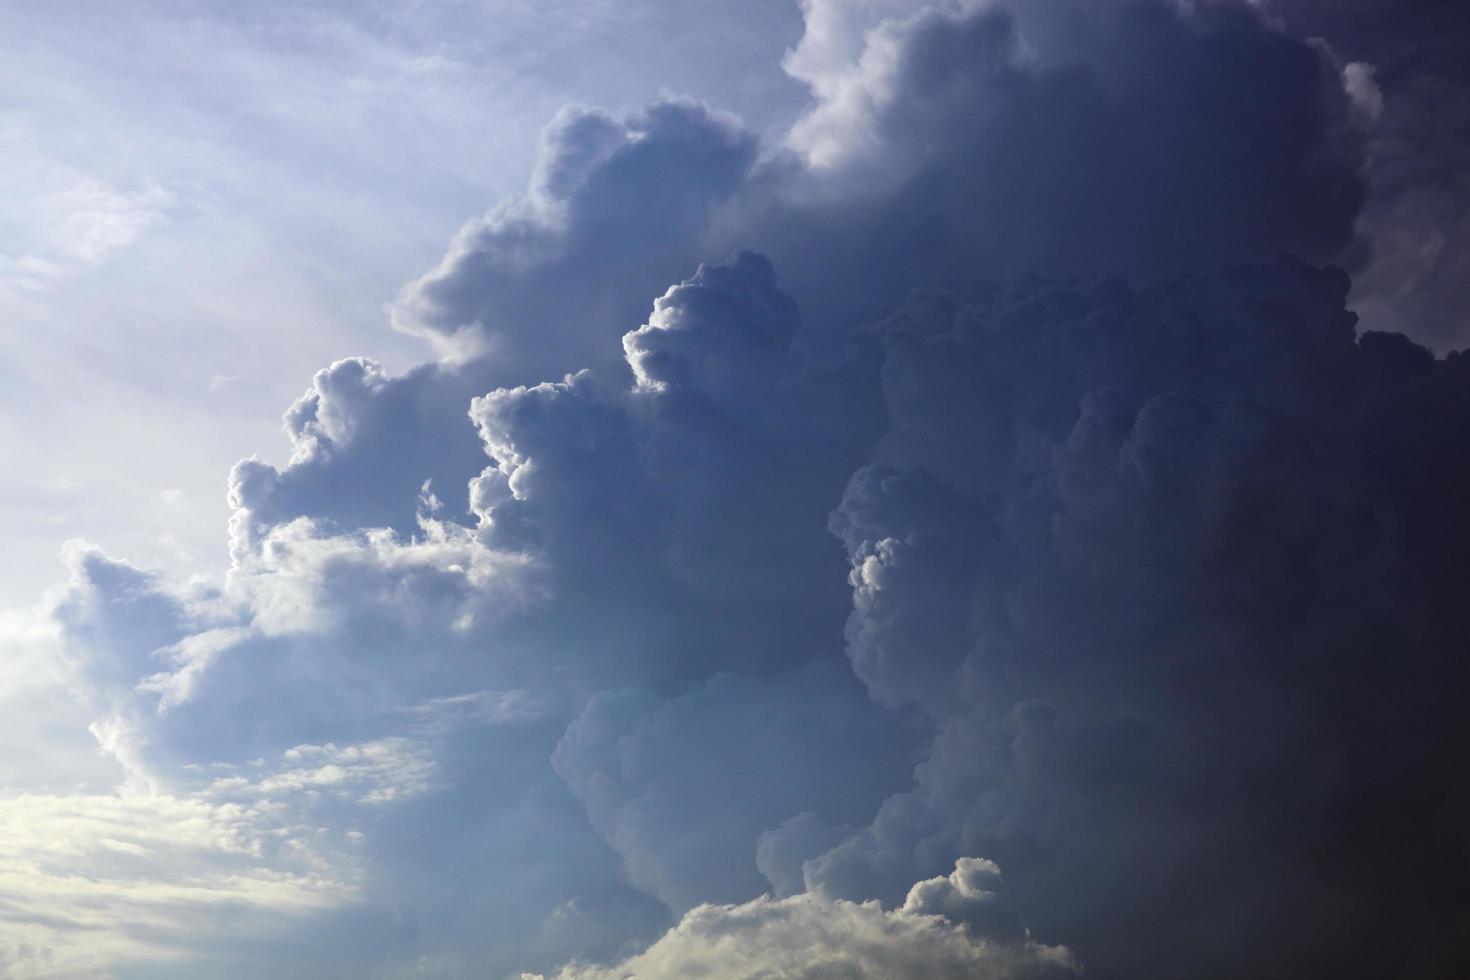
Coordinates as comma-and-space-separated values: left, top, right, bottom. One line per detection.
530, 858, 1077, 980
393, 100, 757, 371
227, 357, 501, 543
623, 250, 800, 400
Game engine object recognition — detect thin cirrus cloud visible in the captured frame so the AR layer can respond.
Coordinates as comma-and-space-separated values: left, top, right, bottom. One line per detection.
6, 1, 1470, 979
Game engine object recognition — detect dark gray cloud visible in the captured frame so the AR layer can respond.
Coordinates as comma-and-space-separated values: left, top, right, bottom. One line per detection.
1269, 0, 1470, 349
29, 1, 1470, 977
799, 259, 1470, 979
389, 0, 1370, 374
772, 0, 1367, 289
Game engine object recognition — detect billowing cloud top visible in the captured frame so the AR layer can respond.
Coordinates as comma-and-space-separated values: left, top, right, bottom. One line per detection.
9, 1, 1470, 979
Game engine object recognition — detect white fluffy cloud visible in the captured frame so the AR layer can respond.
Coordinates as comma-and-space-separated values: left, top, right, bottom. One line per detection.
529, 858, 1077, 980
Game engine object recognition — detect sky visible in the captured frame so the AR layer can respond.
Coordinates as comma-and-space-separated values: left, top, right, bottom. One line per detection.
1, 1, 1468, 978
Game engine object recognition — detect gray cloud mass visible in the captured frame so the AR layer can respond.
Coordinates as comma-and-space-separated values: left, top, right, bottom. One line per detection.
14, 1, 1470, 979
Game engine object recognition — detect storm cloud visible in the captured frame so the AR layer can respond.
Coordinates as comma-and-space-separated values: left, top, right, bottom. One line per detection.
13, 1, 1470, 978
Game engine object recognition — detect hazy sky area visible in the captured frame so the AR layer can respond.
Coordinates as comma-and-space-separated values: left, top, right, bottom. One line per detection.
0, 0, 806, 606
3, 1, 1469, 978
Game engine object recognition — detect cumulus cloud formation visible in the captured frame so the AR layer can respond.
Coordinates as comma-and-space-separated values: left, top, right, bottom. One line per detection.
12, 1, 1470, 978
530, 858, 1076, 980
392, 100, 759, 371
391, 0, 1369, 376
800, 259, 1470, 978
